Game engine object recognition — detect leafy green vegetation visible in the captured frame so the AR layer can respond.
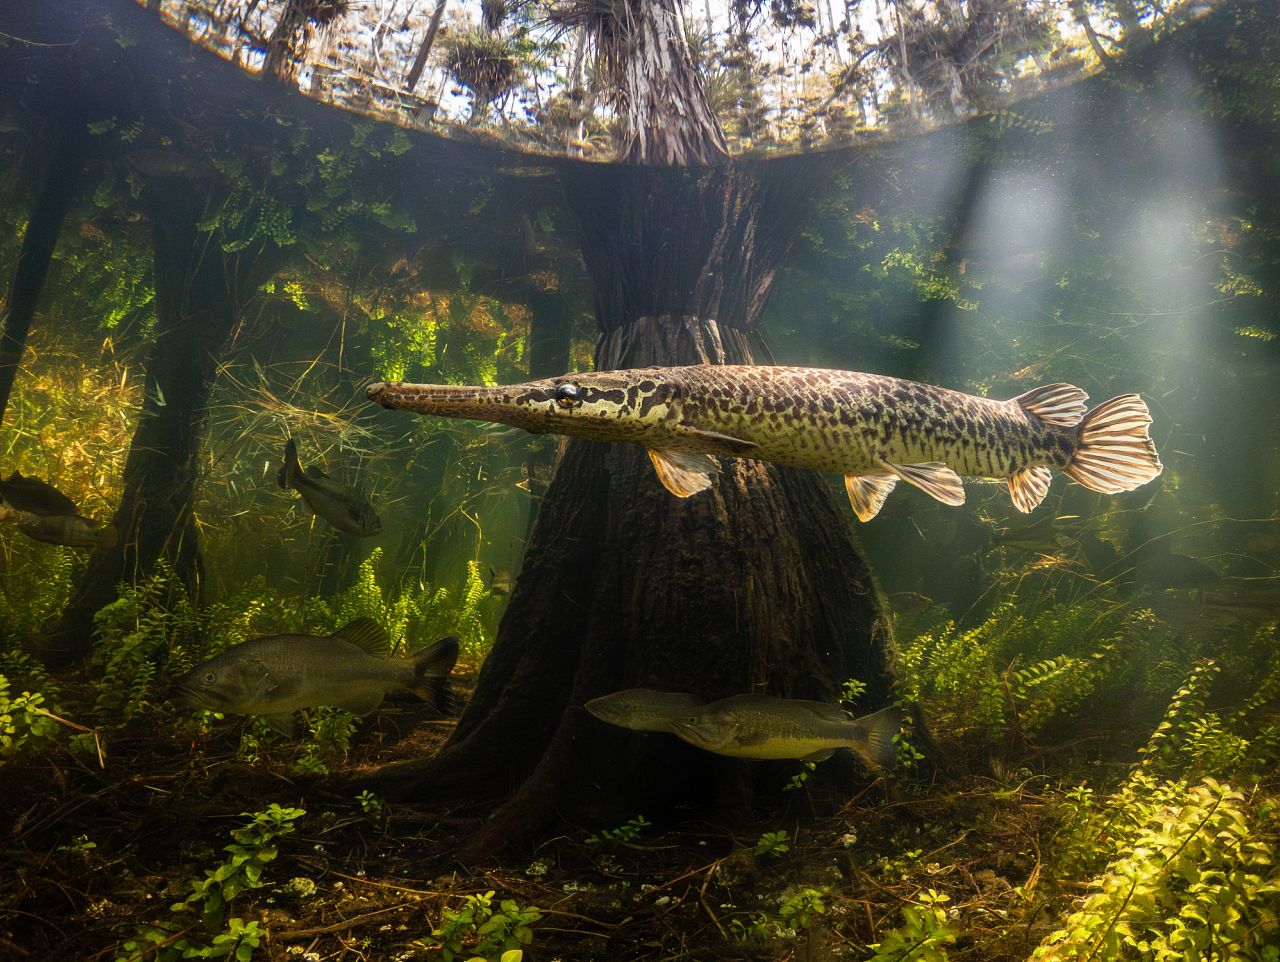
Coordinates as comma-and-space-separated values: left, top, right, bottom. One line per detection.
425, 890, 542, 962
116, 804, 303, 962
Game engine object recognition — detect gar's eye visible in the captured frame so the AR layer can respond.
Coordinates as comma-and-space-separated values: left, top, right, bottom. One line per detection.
202, 671, 217, 685
554, 382, 582, 409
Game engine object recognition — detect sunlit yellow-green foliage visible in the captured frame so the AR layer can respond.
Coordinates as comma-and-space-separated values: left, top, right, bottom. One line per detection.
1, 326, 140, 521
308, 548, 490, 664
895, 599, 1213, 743
1035, 777, 1280, 962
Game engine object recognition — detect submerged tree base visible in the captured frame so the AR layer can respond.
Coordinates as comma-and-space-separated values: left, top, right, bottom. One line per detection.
365, 318, 895, 858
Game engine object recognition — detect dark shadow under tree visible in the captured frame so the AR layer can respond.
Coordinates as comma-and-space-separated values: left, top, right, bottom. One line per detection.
369, 0, 894, 858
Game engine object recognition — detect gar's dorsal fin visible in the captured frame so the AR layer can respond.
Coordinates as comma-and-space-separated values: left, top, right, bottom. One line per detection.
1014, 383, 1088, 427
647, 448, 720, 498
331, 617, 390, 655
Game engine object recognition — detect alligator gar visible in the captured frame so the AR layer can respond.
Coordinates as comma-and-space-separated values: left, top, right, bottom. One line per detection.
367, 365, 1162, 519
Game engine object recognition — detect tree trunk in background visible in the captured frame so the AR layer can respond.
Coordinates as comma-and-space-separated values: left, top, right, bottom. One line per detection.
368, 0, 891, 857
614, 0, 728, 165
373, 152, 892, 857
0, 119, 90, 425
34, 184, 266, 668
521, 282, 573, 530
262, 0, 314, 83
404, 0, 447, 92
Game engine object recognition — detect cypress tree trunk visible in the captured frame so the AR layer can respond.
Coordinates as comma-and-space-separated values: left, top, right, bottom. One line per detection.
367, 2, 892, 858
372, 155, 892, 856
35, 183, 272, 667
0, 119, 91, 424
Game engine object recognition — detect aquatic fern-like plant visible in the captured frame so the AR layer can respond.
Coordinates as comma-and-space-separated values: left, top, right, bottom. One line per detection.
1032, 777, 1280, 962
309, 550, 490, 661
92, 563, 199, 725
91, 564, 270, 733
896, 599, 1197, 745
0, 536, 81, 641
1136, 658, 1221, 775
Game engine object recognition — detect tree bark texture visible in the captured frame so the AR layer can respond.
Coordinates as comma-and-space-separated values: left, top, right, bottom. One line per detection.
35, 184, 262, 667
262, 0, 316, 83
404, 0, 448, 91
0, 119, 91, 425
372, 158, 893, 857
610, 0, 729, 165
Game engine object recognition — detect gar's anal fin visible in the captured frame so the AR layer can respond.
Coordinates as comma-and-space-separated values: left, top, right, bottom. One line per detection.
647, 448, 720, 498
1008, 464, 1053, 513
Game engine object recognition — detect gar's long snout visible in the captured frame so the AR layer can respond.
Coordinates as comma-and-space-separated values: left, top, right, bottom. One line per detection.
367, 379, 561, 435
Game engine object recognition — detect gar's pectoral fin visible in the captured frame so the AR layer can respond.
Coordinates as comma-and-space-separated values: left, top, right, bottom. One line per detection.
675, 425, 759, 454
878, 460, 966, 507
647, 448, 720, 498
1008, 464, 1053, 513
844, 474, 898, 521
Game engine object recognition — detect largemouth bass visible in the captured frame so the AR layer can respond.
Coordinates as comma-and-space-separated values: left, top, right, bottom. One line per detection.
277, 438, 382, 536
585, 688, 708, 733
368, 365, 1162, 519
670, 694, 904, 768
0, 471, 116, 549
176, 618, 457, 736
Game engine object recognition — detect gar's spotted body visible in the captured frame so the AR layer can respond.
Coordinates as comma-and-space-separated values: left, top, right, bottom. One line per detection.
368, 365, 1162, 519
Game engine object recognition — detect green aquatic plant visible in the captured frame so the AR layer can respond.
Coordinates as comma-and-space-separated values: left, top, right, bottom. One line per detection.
755, 829, 790, 857
309, 549, 491, 660
867, 888, 957, 962
91, 563, 269, 733
0, 536, 80, 641
116, 804, 303, 962
425, 890, 542, 962
895, 599, 1201, 745
293, 705, 359, 775
1033, 778, 1280, 962
585, 815, 651, 847
734, 885, 832, 941
0, 674, 59, 763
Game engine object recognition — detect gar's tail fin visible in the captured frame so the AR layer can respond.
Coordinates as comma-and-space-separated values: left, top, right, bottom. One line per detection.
277, 438, 301, 491
1064, 394, 1163, 495
849, 705, 906, 770
410, 635, 460, 714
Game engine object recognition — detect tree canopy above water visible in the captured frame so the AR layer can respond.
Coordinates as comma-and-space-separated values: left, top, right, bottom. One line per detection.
153, 0, 1222, 157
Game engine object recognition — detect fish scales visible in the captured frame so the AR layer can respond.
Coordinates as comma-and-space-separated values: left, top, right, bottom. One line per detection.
369, 363, 1161, 518
670, 366, 1064, 477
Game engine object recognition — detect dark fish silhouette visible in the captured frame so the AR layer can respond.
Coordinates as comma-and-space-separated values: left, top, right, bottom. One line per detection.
176, 618, 457, 737
277, 439, 381, 537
